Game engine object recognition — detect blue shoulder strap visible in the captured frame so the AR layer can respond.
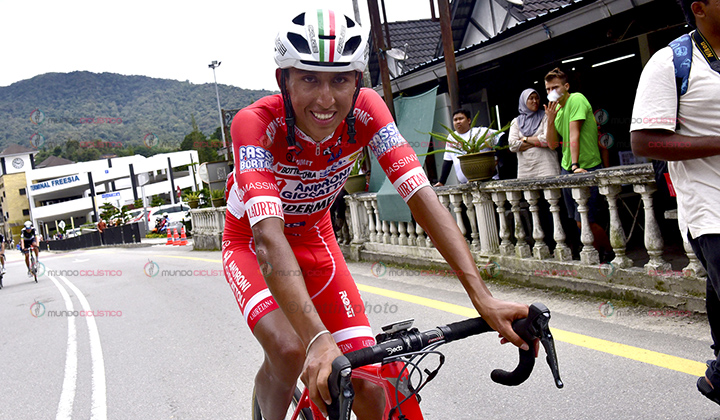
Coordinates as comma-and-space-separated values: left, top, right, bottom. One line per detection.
669, 33, 693, 96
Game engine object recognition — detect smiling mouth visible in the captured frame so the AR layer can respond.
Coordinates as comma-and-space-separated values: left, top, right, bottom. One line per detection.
311, 111, 335, 121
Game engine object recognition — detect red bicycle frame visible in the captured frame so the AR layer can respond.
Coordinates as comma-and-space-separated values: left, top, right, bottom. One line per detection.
292, 361, 423, 420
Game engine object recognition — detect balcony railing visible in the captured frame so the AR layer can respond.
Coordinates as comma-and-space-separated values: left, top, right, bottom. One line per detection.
190, 207, 226, 251
343, 163, 707, 311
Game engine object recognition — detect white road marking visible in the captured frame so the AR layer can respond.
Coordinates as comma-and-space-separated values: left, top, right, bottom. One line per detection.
47, 275, 77, 420
58, 276, 108, 420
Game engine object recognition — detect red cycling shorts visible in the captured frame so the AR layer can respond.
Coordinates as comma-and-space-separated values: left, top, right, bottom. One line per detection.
222, 211, 375, 354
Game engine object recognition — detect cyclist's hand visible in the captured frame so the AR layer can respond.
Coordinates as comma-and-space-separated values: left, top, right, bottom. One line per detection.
500, 335, 540, 357
301, 333, 341, 417
475, 297, 530, 351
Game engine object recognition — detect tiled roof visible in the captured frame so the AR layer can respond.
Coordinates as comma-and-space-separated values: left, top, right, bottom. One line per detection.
36, 155, 75, 168
370, 0, 582, 80
385, 19, 442, 71
520, 0, 577, 17
0, 144, 38, 157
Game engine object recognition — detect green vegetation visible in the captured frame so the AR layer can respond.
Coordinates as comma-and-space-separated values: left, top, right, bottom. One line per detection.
150, 195, 165, 207
98, 202, 131, 225
0, 71, 275, 161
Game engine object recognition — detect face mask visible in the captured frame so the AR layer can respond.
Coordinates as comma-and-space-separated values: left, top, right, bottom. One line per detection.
547, 89, 562, 102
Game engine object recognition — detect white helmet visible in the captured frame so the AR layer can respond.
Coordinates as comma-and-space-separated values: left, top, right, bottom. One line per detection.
274, 9, 369, 73
24, 221, 32, 228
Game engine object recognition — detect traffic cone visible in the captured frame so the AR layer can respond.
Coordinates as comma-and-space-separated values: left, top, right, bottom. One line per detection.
165, 229, 174, 245
178, 226, 188, 246
172, 228, 180, 246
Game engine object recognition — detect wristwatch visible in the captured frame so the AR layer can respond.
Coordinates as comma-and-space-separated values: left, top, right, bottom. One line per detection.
522, 137, 528, 143
571, 163, 580, 171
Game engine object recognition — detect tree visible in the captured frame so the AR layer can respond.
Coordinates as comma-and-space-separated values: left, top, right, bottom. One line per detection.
99, 202, 118, 222
180, 114, 219, 163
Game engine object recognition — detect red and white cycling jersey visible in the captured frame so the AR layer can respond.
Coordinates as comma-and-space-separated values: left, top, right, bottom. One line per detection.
222, 88, 429, 352
225, 87, 429, 235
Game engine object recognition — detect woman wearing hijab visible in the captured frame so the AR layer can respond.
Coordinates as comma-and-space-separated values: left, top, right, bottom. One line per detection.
509, 89, 560, 179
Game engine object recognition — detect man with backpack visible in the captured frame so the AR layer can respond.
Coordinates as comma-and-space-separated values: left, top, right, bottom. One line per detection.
630, 0, 720, 406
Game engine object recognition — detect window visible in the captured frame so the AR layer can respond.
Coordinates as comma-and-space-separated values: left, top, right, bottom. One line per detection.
19, 188, 26, 196
22, 209, 30, 216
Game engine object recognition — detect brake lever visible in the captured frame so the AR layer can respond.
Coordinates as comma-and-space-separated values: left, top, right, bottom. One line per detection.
327, 356, 355, 420
533, 303, 564, 389
490, 303, 563, 388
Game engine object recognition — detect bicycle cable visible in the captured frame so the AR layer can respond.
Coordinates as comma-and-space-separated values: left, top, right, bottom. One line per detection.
382, 342, 447, 419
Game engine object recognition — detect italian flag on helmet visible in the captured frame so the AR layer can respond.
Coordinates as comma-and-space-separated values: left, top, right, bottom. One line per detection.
274, 8, 369, 73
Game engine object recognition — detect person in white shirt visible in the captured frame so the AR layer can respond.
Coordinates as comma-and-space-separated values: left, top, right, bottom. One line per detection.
630, 0, 720, 406
434, 109, 502, 186
509, 89, 560, 179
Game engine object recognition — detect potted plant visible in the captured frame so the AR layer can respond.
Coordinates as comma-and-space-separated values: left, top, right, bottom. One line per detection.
210, 188, 225, 207
344, 151, 368, 194
184, 191, 201, 209
423, 113, 512, 181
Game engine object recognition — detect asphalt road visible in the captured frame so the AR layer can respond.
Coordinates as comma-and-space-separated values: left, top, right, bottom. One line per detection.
1, 243, 718, 419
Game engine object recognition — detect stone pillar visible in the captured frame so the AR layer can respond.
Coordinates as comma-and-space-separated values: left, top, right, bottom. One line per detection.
508, 191, 531, 258
524, 190, 550, 259
472, 190, 499, 255
572, 187, 599, 265
633, 183, 670, 272
544, 189, 571, 261
492, 191, 514, 256
598, 185, 632, 268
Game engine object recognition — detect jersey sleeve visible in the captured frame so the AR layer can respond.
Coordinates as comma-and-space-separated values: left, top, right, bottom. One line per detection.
359, 89, 430, 202
230, 104, 283, 227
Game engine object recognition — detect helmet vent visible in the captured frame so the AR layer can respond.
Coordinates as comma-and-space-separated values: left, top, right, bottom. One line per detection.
343, 36, 361, 55
345, 16, 355, 28
292, 13, 305, 25
287, 32, 311, 54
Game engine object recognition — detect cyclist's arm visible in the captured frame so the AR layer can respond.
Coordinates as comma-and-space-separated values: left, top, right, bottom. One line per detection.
252, 217, 340, 416
407, 186, 529, 350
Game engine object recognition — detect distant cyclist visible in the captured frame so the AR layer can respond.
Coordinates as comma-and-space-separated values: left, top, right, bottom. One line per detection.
222, 9, 531, 419
0, 231, 5, 275
21, 221, 39, 276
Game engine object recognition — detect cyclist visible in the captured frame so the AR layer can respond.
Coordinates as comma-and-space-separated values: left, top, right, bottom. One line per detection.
21, 221, 39, 276
222, 9, 531, 420
0, 231, 5, 275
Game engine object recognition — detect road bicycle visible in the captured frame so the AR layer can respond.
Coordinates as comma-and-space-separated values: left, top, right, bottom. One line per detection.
22, 245, 39, 283
251, 303, 563, 420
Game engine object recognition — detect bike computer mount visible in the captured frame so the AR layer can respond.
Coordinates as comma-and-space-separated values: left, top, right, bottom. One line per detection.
376, 318, 416, 342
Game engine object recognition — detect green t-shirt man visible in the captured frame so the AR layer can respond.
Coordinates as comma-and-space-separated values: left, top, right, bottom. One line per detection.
554, 92, 602, 171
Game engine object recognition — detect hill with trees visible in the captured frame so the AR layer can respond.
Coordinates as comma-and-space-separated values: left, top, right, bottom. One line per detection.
0, 71, 276, 162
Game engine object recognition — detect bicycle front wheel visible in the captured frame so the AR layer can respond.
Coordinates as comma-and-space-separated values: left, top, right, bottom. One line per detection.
251, 386, 313, 420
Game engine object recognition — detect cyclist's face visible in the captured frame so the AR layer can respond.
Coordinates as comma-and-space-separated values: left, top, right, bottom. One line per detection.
285, 68, 357, 141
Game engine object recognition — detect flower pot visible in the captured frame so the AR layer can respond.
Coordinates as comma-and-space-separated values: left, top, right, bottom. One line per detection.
211, 198, 226, 207
344, 174, 367, 194
457, 151, 496, 181
188, 200, 199, 209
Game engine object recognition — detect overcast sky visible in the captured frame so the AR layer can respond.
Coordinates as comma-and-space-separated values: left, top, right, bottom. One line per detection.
1, 0, 434, 91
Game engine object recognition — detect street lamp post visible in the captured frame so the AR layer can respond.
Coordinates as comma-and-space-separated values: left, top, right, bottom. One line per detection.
208, 60, 228, 161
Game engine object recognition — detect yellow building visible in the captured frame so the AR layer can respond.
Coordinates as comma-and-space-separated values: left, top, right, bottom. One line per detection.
0, 144, 38, 244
